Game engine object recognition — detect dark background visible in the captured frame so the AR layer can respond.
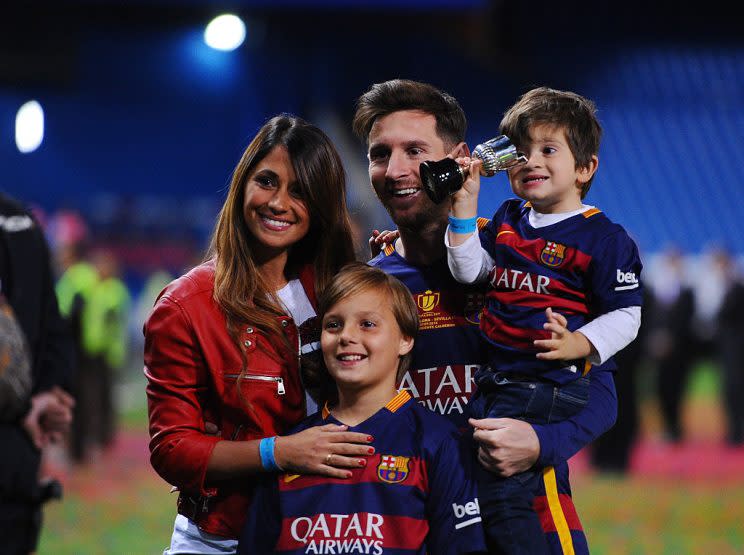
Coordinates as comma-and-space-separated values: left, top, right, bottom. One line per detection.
1, 0, 742, 293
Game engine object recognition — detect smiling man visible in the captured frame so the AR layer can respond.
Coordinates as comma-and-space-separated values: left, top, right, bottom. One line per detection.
354, 79, 620, 555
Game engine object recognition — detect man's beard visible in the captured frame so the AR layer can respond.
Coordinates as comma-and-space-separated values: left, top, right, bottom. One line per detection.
384, 195, 448, 234
386, 204, 433, 233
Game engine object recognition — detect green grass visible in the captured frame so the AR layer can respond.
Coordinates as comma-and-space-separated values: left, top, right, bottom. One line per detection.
39, 476, 175, 554
37, 363, 742, 554
39, 470, 744, 554
576, 476, 744, 555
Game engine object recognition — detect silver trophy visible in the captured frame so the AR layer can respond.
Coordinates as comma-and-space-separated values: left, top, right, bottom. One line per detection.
420, 135, 527, 203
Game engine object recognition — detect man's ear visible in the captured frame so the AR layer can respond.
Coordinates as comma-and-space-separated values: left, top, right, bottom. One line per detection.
448, 141, 470, 159
577, 155, 599, 185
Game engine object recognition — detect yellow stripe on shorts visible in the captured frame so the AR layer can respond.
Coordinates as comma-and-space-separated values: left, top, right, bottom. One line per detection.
543, 466, 575, 555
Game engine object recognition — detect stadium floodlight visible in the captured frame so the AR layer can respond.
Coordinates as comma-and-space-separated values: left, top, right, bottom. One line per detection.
204, 14, 246, 51
15, 100, 44, 154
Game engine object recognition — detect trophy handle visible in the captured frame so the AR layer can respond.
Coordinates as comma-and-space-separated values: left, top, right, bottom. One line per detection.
473, 136, 527, 177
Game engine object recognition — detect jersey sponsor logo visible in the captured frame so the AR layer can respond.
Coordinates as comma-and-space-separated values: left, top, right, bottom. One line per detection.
615, 269, 639, 290
289, 513, 384, 554
489, 266, 551, 295
540, 241, 566, 267
452, 498, 482, 529
377, 455, 410, 484
417, 290, 440, 312
399, 364, 478, 415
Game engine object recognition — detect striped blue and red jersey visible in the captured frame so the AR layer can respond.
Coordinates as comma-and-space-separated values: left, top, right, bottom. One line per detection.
238, 391, 486, 554
479, 200, 643, 384
369, 241, 617, 554
369, 246, 487, 425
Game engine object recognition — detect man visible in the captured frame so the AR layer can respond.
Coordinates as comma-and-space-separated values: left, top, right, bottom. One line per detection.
0, 193, 75, 554
353, 79, 618, 554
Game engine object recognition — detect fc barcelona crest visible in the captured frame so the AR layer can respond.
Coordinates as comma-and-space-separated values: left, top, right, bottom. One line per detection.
377, 455, 410, 484
540, 241, 566, 268
417, 290, 440, 313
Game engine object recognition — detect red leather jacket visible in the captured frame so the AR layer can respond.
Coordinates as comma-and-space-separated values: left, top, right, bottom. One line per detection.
144, 261, 315, 538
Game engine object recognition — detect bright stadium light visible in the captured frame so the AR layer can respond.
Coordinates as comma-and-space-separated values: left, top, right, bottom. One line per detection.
15, 100, 44, 154
204, 14, 246, 51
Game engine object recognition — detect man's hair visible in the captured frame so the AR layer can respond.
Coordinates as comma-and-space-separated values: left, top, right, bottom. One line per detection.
500, 86, 603, 198
307, 263, 419, 405
353, 79, 467, 148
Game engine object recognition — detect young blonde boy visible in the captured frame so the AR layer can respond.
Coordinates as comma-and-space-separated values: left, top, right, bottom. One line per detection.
240, 263, 486, 554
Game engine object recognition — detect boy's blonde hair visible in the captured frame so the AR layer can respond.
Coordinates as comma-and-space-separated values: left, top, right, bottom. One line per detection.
500, 86, 602, 198
306, 263, 419, 405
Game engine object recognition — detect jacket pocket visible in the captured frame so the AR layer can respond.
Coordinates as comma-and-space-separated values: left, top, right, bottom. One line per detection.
223, 373, 285, 396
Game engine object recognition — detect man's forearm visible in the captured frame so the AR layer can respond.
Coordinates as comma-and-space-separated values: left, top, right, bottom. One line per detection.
532, 370, 617, 466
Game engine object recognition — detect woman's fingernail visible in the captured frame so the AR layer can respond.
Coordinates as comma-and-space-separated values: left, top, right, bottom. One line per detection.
358, 459, 366, 467
367, 435, 374, 442
367, 447, 375, 454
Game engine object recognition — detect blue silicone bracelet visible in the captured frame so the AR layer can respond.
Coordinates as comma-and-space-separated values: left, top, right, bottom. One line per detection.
259, 436, 283, 472
448, 215, 477, 234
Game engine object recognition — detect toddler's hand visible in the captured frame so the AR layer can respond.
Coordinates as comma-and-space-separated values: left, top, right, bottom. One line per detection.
449, 155, 482, 216
534, 307, 592, 361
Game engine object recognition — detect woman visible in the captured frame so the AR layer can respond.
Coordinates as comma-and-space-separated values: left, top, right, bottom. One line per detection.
145, 115, 374, 554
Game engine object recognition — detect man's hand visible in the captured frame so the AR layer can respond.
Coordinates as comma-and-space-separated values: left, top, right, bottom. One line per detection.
469, 417, 540, 477
23, 387, 75, 449
534, 307, 594, 361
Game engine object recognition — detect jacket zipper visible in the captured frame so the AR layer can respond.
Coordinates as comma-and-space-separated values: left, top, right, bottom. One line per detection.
225, 373, 285, 395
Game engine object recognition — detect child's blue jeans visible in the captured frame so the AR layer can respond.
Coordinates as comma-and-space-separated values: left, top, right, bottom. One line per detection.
468, 368, 590, 555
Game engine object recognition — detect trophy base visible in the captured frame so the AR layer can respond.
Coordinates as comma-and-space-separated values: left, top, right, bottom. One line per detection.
420, 158, 463, 204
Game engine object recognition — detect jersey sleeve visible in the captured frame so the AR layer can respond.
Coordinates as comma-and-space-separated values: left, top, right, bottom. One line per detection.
532, 368, 617, 466
589, 228, 644, 313
238, 476, 281, 554
425, 430, 487, 554
477, 202, 509, 261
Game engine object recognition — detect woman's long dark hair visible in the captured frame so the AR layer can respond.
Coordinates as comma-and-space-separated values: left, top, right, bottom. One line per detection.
207, 114, 356, 356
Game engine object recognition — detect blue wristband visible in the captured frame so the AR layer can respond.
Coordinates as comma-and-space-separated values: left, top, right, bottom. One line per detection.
259, 436, 283, 472
448, 215, 477, 234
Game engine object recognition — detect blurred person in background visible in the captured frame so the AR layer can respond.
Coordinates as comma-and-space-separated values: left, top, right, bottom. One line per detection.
144, 115, 374, 554
647, 247, 696, 443
85, 249, 131, 452
711, 248, 744, 445
0, 192, 75, 555
591, 283, 651, 473
55, 241, 100, 463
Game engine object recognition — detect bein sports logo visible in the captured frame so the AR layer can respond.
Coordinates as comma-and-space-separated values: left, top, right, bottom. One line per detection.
452, 498, 482, 530
615, 269, 639, 291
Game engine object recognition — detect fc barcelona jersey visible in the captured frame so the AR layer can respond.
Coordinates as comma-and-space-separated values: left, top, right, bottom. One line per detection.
479, 200, 643, 384
369, 247, 488, 423
239, 391, 486, 554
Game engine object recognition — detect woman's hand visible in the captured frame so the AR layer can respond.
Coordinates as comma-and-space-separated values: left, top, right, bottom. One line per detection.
274, 423, 375, 479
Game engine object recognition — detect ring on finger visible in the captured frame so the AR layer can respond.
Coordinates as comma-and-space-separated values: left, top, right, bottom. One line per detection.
325, 453, 333, 465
